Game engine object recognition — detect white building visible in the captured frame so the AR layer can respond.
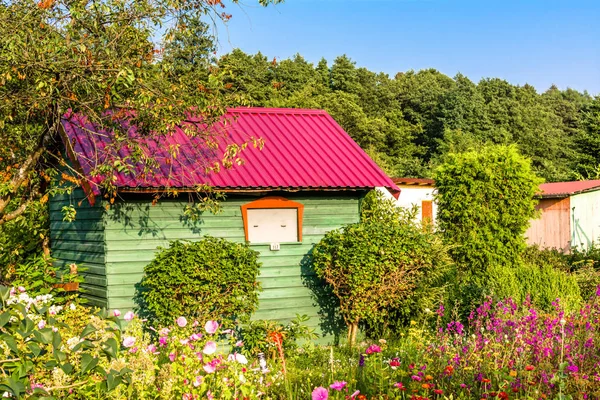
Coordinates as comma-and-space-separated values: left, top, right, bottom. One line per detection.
378, 178, 437, 223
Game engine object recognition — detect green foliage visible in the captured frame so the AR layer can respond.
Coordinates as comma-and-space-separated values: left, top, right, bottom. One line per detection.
0, 286, 131, 398
435, 145, 542, 274
312, 198, 452, 340
360, 189, 417, 225
236, 314, 317, 358
567, 241, 600, 299
138, 238, 261, 328
486, 262, 582, 312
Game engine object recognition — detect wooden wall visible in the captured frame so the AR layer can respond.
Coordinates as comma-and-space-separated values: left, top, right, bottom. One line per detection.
49, 189, 108, 307
526, 197, 571, 251
51, 191, 361, 341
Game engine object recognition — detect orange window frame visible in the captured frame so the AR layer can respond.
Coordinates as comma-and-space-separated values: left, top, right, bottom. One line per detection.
240, 196, 305, 243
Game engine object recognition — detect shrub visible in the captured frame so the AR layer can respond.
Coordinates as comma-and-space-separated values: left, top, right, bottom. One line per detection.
434, 145, 542, 274
138, 237, 261, 328
311, 216, 452, 344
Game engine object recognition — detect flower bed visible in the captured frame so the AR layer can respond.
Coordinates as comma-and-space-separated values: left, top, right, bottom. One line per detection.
2, 285, 600, 399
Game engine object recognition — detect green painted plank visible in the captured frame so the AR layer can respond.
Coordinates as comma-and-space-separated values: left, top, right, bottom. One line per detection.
259, 297, 317, 310
259, 268, 315, 279
259, 276, 308, 289
51, 250, 105, 264
104, 229, 245, 241
258, 287, 312, 300
52, 261, 106, 277
52, 241, 105, 254
50, 231, 105, 242
253, 306, 319, 321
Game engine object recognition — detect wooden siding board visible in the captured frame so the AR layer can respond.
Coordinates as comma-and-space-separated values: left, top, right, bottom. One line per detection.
49, 188, 107, 307
526, 198, 571, 250
103, 193, 360, 341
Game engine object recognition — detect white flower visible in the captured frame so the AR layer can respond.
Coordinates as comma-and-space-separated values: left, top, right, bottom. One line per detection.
235, 353, 248, 364
560, 318, 566, 326
69, 303, 76, 311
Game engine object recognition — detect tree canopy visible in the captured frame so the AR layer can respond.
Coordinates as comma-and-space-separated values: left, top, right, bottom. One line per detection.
215, 50, 598, 182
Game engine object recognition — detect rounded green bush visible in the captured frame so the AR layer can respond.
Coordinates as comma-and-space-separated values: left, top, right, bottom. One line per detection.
138, 237, 261, 327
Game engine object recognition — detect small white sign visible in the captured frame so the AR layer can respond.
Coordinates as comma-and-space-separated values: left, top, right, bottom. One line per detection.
270, 243, 281, 251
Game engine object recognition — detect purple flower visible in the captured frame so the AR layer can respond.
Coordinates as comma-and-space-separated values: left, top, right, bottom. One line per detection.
329, 381, 347, 391
567, 364, 579, 373
312, 386, 328, 400
358, 354, 365, 367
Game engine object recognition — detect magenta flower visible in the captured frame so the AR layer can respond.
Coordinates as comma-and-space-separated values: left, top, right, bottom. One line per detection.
312, 386, 329, 400
122, 336, 136, 348
176, 316, 187, 327
159, 336, 168, 347
205, 320, 219, 334
365, 344, 381, 354
329, 381, 347, 391
203, 341, 217, 355
124, 311, 135, 321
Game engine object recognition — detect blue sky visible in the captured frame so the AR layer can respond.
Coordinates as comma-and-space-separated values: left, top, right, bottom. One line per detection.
215, 0, 600, 95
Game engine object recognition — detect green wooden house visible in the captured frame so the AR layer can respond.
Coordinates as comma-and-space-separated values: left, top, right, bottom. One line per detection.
51, 107, 398, 337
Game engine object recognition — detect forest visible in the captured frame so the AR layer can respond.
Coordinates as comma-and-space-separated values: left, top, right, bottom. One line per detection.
214, 50, 599, 182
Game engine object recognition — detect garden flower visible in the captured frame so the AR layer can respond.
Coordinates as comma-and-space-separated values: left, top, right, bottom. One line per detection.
394, 382, 406, 391
176, 316, 187, 327
124, 311, 135, 321
567, 365, 579, 373
122, 336, 136, 348
358, 355, 365, 367
525, 365, 535, 371
113, 309, 121, 317
411, 375, 422, 381
147, 344, 158, 354
69, 303, 76, 310
37, 320, 46, 329
390, 358, 401, 369
205, 320, 219, 334
350, 390, 360, 398
169, 353, 176, 362
190, 333, 202, 341
330, 381, 347, 391
434, 389, 443, 395
129, 346, 138, 353
235, 353, 248, 364
159, 336, 168, 346
311, 386, 328, 400
203, 341, 217, 355
18, 286, 25, 293
193, 376, 202, 387
159, 327, 170, 336
235, 340, 244, 347
365, 344, 381, 354
203, 362, 216, 374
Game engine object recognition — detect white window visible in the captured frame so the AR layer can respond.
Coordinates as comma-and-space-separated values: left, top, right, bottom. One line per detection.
246, 208, 298, 243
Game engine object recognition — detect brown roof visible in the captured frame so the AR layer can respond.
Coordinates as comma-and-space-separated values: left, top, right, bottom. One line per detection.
392, 177, 435, 186
539, 180, 600, 198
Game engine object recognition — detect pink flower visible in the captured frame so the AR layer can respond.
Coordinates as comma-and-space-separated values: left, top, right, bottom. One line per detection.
365, 344, 381, 354
193, 376, 203, 387
330, 381, 347, 391
176, 316, 187, 327
169, 352, 176, 362
190, 333, 202, 341
350, 390, 360, 399
122, 336, 136, 348
203, 341, 217, 355
147, 344, 158, 354
312, 386, 329, 400
113, 309, 121, 317
203, 362, 216, 374
37, 320, 46, 330
207, 390, 214, 400
394, 382, 406, 390
159, 327, 170, 336
129, 347, 138, 354
180, 339, 189, 346
205, 320, 219, 334
9, 287, 16, 296
159, 336, 168, 346
235, 340, 244, 347
124, 311, 135, 321
18, 286, 25, 293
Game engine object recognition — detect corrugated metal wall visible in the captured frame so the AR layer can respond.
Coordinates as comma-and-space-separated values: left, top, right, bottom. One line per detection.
51, 192, 361, 338
49, 189, 108, 307
525, 197, 571, 251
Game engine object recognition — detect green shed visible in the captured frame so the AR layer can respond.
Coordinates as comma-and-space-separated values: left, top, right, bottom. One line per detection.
50, 107, 398, 337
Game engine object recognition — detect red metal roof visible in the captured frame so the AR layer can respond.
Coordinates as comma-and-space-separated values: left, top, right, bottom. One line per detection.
61, 107, 399, 196
539, 180, 600, 198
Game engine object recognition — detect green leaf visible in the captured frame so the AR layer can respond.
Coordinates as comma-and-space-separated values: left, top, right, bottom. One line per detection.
53, 349, 67, 362
60, 362, 74, 374
79, 323, 97, 339
33, 328, 53, 344
1, 334, 18, 354
80, 354, 99, 375
106, 370, 122, 392
102, 338, 118, 360
0, 312, 10, 327
27, 342, 42, 357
